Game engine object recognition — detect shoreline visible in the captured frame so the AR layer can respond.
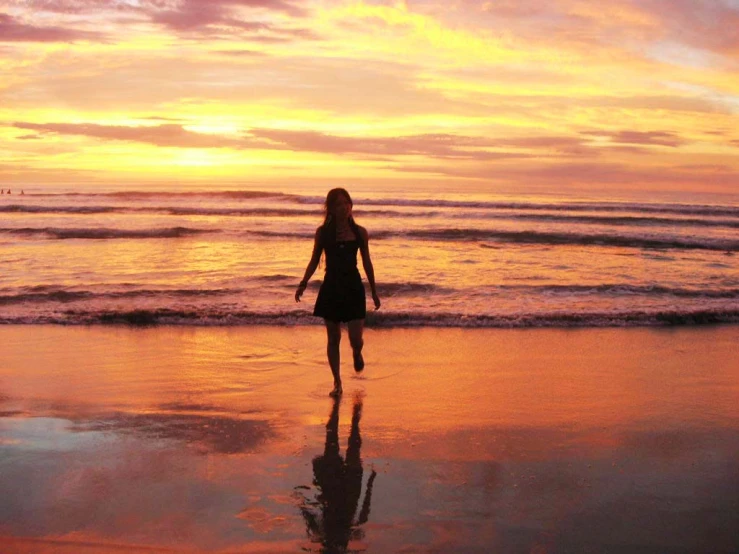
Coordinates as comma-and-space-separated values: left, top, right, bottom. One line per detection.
1, 307, 738, 327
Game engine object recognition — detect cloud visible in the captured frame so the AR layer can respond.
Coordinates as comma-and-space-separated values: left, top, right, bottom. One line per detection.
10, 0, 114, 14
0, 12, 104, 42
581, 130, 685, 147
6, 0, 311, 42
611, 131, 684, 147
12, 122, 248, 149
210, 48, 268, 56
16, 120, 687, 160
444, 0, 660, 50
140, 115, 186, 122
10, 121, 585, 159
201, 0, 306, 17
141, 0, 310, 38
423, 0, 738, 72
148, 3, 238, 32
677, 163, 735, 171
391, 159, 739, 191
242, 128, 596, 159
0, 54, 431, 116
6, 121, 513, 158
487, 135, 592, 154
636, 0, 739, 57
247, 128, 534, 159
582, 94, 732, 115
18, 0, 306, 17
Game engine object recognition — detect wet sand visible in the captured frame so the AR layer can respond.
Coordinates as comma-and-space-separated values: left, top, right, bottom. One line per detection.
1, 325, 737, 553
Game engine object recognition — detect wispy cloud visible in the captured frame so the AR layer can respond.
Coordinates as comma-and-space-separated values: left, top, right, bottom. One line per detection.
637, 0, 739, 57
5, 0, 312, 41
12, 122, 248, 149
245, 128, 533, 159
11, 120, 608, 158
145, 0, 310, 36
581, 130, 686, 147
0, 12, 104, 42
210, 48, 268, 56
393, 159, 739, 191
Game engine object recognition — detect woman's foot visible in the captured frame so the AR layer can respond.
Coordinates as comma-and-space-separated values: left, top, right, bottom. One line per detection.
329, 383, 343, 397
353, 350, 364, 372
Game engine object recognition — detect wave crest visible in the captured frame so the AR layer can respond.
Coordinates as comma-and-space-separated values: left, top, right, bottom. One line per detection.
2, 308, 737, 328
1, 226, 210, 239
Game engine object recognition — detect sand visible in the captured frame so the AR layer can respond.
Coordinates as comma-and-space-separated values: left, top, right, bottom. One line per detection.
1, 324, 737, 553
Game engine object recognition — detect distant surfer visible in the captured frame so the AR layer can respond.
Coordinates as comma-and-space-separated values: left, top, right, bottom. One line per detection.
295, 188, 381, 397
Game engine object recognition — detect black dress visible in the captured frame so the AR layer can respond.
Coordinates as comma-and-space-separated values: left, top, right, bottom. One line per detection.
313, 236, 367, 323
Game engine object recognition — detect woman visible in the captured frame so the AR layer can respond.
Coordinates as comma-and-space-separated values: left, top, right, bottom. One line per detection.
295, 188, 381, 397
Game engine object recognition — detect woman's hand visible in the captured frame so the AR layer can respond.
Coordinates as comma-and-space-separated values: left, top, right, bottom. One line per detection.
295, 283, 307, 302
372, 292, 381, 310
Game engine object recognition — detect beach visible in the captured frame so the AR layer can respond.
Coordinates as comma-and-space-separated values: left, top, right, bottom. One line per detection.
1, 324, 737, 553
5, 0, 739, 551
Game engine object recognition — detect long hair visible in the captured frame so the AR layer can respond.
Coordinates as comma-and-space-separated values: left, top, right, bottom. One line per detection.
321, 188, 362, 247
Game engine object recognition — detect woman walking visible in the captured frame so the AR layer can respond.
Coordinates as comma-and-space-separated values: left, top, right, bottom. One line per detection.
295, 188, 381, 397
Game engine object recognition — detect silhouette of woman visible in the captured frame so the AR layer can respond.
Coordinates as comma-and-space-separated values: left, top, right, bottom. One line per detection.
295, 188, 380, 397
295, 394, 377, 553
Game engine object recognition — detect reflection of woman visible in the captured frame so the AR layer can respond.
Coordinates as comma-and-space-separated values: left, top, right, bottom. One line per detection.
295, 188, 380, 397
296, 395, 377, 553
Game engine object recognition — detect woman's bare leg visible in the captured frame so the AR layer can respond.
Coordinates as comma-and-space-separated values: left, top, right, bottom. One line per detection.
325, 319, 342, 395
348, 319, 365, 371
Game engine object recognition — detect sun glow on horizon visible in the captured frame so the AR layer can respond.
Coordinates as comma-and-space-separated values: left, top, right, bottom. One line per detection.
1, 0, 738, 194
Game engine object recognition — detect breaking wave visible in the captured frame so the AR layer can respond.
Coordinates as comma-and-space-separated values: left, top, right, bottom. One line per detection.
0, 226, 210, 239
244, 228, 738, 251
20, 190, 739, 217
4, 203, 738, 229
2, 282, 736, 307
1, 308, 737, 327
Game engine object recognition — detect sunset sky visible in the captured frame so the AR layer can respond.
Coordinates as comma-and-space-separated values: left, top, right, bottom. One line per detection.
1, 0, 738, 194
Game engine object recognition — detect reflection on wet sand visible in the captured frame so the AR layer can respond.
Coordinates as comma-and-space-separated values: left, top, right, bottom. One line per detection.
72, 407, 275, 454
295, 394, 377, 553
1, 326, 738, 552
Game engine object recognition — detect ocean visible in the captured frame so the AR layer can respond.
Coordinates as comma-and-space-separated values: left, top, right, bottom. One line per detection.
1, 184, 737, 327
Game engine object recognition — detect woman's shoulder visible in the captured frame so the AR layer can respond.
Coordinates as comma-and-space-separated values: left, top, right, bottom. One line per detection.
356, 224, 369, 241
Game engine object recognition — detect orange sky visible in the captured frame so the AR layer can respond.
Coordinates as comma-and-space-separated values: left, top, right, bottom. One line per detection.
1, 0, 738, 193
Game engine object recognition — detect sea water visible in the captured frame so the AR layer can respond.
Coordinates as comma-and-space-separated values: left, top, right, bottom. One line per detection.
1, 184, 737, 327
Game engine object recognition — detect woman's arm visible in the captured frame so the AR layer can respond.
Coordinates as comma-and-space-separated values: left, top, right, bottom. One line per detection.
295, 228, 323, 302
359, 227, 381, 309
